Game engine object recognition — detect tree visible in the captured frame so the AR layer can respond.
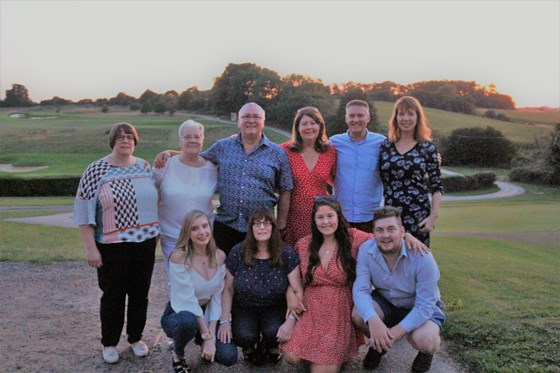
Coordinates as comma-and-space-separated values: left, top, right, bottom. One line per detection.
267, 74, 331, 129
110, 92, 136, 106
442, 126, 516, 167
4, 84, 34, 107
138, 89, 160, 104
327, 86, 380, 135
210, 63, 281, 114
140, 102, 152, 113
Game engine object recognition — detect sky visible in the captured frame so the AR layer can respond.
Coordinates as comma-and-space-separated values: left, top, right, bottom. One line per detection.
1, 0, 559, 108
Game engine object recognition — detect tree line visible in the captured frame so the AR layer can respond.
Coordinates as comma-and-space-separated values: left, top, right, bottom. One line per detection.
2, 62, 515, 130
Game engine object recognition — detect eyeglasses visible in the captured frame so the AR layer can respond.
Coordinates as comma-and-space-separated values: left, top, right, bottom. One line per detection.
241, 114, 263, 120
314, 195, 337, 203
116, 135, 135, 142
252, 221, 272, 228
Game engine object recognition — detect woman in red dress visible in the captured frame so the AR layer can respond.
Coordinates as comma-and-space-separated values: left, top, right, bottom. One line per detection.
283, 195, 372, 372
280, 107, 336, 248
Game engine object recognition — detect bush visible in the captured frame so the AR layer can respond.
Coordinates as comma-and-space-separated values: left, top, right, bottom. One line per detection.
483, 109, 496, 119
140, 102, 152, 113
442, 172, 496, 193
0, 177, 79, 197
101, 105, 109, 113
129, 103, 141, 111
496, 113, 510, 122
442, 126, 516, 167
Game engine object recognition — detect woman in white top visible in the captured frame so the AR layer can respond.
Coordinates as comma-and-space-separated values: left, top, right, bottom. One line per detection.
161, 210, 238, 373
153, 120, 218, 270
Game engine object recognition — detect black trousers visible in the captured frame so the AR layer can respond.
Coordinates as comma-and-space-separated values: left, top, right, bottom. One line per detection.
213, 220, 246, 256
96, 237, 156, 347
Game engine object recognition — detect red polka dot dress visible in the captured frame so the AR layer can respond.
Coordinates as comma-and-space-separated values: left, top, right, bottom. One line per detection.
281, 142, 336, 247
283, 229, 373, 365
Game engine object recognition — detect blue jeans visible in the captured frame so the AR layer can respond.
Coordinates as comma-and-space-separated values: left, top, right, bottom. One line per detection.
231, 303, 285, 350
161, 302, 238, 366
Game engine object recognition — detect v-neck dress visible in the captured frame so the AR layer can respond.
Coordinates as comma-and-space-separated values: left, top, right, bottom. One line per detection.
280, 143, 337, 248
379, 140, 443, 246
283, 229, 373, 365
169, 261, 226, 324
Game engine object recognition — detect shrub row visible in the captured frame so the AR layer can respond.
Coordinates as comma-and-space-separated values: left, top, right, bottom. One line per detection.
509, 168, 560, 186
442, 172, 496, 193
0, 177, 79, 197
2, 172, 496, 197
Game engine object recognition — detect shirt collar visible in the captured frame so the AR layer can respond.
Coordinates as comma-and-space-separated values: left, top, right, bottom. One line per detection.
346, 129, 370, 144
235, 133, 271, 148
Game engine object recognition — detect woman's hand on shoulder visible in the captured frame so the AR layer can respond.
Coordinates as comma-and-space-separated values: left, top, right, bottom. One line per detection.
169, 249, 186, 264
404, 233, 430, 255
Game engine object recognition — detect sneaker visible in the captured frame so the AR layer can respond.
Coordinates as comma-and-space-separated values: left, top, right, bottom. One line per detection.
102, 346, 119, 364
411, 352, 433, 373
131, 340, 149, 357
363, 347, 385, 370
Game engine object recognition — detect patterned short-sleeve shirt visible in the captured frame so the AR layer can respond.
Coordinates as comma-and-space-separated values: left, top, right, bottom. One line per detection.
202, 134, 293, 232
73, 157, 160, 244
226, 243, 300, 308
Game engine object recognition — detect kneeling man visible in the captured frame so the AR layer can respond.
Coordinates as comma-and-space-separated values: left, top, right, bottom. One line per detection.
352, 206, 445, 372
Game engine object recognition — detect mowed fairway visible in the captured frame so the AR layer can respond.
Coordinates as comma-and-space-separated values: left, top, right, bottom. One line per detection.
432, 183, 559, 372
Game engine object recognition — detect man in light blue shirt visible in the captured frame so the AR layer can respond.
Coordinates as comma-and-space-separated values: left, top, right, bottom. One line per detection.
352, 206, 445, 372
330, 100, 385, 233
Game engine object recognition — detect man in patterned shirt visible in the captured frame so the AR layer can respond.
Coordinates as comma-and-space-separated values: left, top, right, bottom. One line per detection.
155, 103, 293, 255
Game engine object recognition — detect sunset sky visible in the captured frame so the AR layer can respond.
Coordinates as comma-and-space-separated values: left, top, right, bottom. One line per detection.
1, 0, 559, 108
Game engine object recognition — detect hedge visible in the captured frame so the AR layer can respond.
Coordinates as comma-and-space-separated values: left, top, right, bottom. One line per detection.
442, 172, 496, 193
1, 172, 497, 197
0, 177, 80, 197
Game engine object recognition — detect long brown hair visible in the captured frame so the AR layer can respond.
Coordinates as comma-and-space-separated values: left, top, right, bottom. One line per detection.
241, 208, 283, 267
305, 196, 355, 286
388, 96, 432, 142
288, 107, 330, 153
174, 210, 217, 269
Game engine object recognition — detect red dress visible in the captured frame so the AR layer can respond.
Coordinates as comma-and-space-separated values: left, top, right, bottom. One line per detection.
283, 229, 373, 365
280, 143, 337, 247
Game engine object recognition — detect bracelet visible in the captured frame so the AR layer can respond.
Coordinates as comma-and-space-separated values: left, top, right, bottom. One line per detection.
219, 319, 230, 325
288, 314, 296, 321
201, 332, 213, 341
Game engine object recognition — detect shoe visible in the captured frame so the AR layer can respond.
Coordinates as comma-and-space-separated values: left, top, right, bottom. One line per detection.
102, 346, 119, 364
242, 346, 256, 363
267, 347, 282, 364
411, 352, 433, 373
172, 357, 192, 373
131, 340, 149, 357
363, 347, 385, 370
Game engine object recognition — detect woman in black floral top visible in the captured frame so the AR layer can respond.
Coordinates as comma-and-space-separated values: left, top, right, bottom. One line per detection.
380, 96, 443, 246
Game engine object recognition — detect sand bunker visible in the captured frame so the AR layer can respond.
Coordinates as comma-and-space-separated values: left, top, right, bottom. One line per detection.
0, 164, 49, 173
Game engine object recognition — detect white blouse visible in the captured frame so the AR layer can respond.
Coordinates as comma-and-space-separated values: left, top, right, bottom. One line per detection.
169, 261, 226, 323
153, 155, 218, 239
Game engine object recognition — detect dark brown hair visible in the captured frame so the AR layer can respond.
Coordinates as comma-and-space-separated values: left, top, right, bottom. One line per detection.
241, 208, 283, 267
305, 196, 355, 286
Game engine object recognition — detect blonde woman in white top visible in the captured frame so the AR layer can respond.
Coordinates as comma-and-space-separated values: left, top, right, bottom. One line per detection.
161, 210, 238, 373
153, 120, 218, 270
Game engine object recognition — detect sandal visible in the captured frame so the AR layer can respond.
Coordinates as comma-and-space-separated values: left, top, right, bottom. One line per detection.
268, 347, 282, 364
172, 357, 192, 373
242, 346, 256, 363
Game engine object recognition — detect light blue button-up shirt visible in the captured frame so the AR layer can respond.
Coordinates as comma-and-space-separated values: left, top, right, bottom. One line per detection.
352, 238, 441, 333
330, 130, 386, 223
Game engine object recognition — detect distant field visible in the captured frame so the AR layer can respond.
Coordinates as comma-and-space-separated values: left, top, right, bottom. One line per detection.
0, 105, 555, 177
0, 108, 286, 177
374, 101, 555, 144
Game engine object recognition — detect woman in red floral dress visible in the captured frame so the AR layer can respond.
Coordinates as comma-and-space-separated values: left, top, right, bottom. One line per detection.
280, 107, 336, 248
283, 196, 372, 371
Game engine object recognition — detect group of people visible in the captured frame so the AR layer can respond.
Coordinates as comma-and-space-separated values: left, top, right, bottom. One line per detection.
73, 96, 445, 373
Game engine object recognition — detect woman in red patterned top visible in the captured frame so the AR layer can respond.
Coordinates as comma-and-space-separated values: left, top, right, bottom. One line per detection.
282, 195, 373, 371
280, 107, 336, 248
